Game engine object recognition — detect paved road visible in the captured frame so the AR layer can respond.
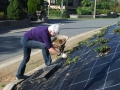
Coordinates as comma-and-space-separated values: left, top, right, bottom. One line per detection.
0, 18, 120, 63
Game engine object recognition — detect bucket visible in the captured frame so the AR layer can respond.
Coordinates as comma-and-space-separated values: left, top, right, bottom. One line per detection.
52, 35, 69, 52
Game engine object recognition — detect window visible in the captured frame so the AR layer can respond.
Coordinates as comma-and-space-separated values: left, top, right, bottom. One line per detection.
50, 0, 56, 5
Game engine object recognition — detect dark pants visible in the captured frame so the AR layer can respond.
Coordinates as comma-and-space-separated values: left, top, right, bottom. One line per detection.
16, 37, 52, 78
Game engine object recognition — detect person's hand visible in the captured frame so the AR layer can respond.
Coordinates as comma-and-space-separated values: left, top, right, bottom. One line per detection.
60, 53, 67, 58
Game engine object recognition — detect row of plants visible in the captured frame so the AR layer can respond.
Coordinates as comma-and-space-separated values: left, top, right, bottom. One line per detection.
64, 56, 79, 66
63, 26, 111, 66
86, 27, 111, 56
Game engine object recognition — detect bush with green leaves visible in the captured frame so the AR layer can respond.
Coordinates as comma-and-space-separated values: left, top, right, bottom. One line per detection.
96, 9, 111, 14
96, 0, 120, 14
27, 0, 37, 15
27, 0, 44, 15
7, 0, 25, 20
76, 7, 92, 15
49, 8, 61, 17
81, 0, 91, 7
0, 12, 7, 20
109, 0, 120, 12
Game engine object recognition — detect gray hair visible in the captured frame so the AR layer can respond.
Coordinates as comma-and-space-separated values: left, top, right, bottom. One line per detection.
48, 24, 60, 35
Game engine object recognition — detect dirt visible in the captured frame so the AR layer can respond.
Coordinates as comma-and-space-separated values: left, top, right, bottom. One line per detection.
0, 29, 101, 90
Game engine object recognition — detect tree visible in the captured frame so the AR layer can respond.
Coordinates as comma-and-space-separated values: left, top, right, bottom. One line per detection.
81, 0, 91, 7
7, 0, 25, 20
27, 0, 44, 15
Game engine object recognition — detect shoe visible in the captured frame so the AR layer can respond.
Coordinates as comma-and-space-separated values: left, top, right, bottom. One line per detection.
46, 63, 54, 67
16, 75, 29, 80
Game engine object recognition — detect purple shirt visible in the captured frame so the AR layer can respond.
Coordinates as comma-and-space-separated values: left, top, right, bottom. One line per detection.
24, 26, 52, 49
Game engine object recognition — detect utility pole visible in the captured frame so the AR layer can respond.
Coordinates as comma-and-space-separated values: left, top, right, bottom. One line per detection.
60, 0, 63, 18
93, 0, 96, 18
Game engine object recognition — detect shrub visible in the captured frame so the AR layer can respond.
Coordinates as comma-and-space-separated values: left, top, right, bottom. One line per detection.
100, 2, 110, 9
0, 12, 7, 20
27, 0, 44, 15
27, 0, 37, 15
76, 7, 92, 15
96, 9, 111, 14
81, 0, 91, 7
7, 0, 25, 20
114, 6, 120, 13
49, 8, 61, 17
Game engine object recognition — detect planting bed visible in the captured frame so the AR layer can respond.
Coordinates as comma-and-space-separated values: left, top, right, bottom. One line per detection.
15, 24, 120, 90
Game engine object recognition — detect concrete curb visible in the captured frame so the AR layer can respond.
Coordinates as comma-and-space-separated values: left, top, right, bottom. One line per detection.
3, 63, 61, 90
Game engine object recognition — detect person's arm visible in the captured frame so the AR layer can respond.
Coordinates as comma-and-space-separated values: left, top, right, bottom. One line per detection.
48, 47, 60, 55
48, 47, 67, 58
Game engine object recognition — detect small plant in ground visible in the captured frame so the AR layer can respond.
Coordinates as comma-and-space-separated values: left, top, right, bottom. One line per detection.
78, 40, 87, 47
117, 21, 120, 26
94, 44, 111, 56
96, 27, 107, 38
117, 58, 120, 61
96, 38, 109, 44
97, 30, 107, 38
64, 56, 79, 66
87, 41, 96, 47
113, 28, 120, 34
1, 84, 6, 87
67, 46, 79, 55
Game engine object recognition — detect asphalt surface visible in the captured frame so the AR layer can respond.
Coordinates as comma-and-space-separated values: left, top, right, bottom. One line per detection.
0, 18, 120, 64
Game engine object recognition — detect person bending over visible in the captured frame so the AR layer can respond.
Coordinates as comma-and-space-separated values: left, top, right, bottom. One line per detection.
16, 24, 67, 80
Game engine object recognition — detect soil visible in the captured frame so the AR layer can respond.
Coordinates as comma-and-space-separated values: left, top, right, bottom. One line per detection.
0, 29, 100, 90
